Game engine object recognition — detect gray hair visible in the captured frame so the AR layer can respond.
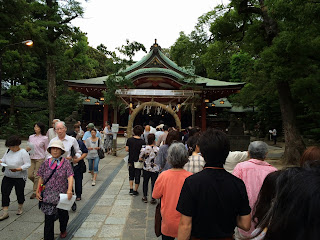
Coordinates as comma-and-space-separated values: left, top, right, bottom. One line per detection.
248, 141, 268, 160
167, 142, 189, 168
53, 119, 60, 123
55, 121, 67, 129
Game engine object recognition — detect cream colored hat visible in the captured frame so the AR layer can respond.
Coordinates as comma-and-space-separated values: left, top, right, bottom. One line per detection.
47, 140, 66, 154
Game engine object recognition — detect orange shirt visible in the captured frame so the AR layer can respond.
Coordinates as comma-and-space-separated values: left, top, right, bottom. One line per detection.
152, 169, 192, 237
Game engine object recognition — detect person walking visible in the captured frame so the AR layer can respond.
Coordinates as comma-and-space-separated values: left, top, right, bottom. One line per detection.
36, 140, 74, 239
0, 135, 31, 220
27, 122, 49, 199
152, 142, 192, 239
126, 125, 145, 196
139, 133, 159, 204
103, 122, 113, 154
46, 119, 60, 142
184, 133, 205, 174
85, 129, 102, 186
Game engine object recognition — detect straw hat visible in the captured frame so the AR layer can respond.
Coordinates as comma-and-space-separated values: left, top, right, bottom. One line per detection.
47, 140, 66, 154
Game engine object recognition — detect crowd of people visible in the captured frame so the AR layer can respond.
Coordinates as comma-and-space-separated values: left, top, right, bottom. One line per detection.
1, 119, 320, 240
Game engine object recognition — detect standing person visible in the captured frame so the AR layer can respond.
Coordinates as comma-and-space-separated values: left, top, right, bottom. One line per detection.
67, 130, 88, 201
152, 143, 192, 239
272, 128, 277, 145
183, 133, 205, 174
27, 122, 49, 199
177, 129, 251, 240
46, 119, 60, 142
125, 125, 145, 196
85, 129, 102, 186
155, 129, 180, 171
74, 123, 84, 141
36, 140, 74, 239
139, 133, 159, 204
142, 125, 151, 144
0, 135, 31, 220
300, 146, 320, 167
232, 141, 277, 239
155, 125, 164, 143
157, 125, 169, 146
103, 122, 113, 154
82, 123, 101, 144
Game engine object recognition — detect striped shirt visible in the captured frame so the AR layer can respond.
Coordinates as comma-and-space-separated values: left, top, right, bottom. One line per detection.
183, 154, 205, 174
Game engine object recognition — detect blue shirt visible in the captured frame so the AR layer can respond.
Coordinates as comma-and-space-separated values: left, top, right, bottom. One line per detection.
82, 130, 101, 141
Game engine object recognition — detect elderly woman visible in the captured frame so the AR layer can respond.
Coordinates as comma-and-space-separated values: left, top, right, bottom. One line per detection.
232, 141, 277, 238
27, 122, 49, 199
0, 135, 31, 221
152, 143, 192, 239
36, 140, 74, 239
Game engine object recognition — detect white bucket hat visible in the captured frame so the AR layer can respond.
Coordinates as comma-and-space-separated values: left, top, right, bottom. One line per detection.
47, 140, 66, 154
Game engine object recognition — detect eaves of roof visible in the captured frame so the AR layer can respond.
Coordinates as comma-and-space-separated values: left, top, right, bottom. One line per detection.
125, 68, 184, 80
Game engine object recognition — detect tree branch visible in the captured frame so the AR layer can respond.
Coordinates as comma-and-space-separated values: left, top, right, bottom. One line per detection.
60, 14, 78, 25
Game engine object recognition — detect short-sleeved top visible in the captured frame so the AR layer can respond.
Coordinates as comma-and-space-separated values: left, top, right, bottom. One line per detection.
176, 168, 251, 239
126, 137, 145, 163
183, 155, 205, 174
85, 137, 100, 159
152, 169, 193, 238
139, 145, 160, 172
37, 158, 74, 205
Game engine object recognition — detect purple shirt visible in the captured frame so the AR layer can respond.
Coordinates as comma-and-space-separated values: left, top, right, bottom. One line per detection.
28, 134, 49, 159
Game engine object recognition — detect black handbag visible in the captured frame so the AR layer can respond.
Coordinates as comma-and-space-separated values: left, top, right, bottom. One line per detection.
98, 139, 105, 159
79, 159, 87, 173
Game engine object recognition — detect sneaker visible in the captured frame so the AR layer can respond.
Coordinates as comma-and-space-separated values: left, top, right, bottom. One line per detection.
142, 197, 148, 203
30, 193, 36, 199
132, 190, 139, 196
60, 231, 67, 238
92, 181, 96, 186
71, 202, 77, 211
150, 198, 157, 205
129, 189, 134, 195
76, 197, 81, 201
0, 213, 9, 221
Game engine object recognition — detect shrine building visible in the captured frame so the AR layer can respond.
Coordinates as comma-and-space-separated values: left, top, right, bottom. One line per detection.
65, 40, 245, 136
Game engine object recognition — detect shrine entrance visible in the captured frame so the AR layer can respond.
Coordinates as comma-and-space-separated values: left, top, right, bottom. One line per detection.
134, 110, 175, 127
127, 102, 181, 138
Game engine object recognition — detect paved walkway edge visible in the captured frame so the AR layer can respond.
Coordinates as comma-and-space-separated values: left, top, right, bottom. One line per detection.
60, 160, 125, 240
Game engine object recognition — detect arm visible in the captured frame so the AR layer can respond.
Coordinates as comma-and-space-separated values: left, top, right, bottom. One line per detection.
178, 214, 192, 240
36, 177, 44, 201
237, 214, 251, 231
125, 146, 129, 152
12, 150, 31, 172
67, 175, 73, 200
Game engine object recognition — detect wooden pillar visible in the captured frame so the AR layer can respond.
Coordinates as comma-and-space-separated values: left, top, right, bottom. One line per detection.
201, 102, 206, 131
103, 104, 109, 128
191, 103, 195, 128
113, 107, 118, 124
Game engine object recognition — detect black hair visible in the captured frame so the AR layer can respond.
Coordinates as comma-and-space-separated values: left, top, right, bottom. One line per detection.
133, 125, 143, 136
147, 133, 155, 145
163, 125, 169, 131
264, 168, 320, 240
66, 130, 77, 138
165, 129, 180, 146
5, 135, 21, 147
35, 122, 46, 136
198, 129, 230, 167
90, 128, 97, 132
252, 170, 282, 228
189, 126, 201, 137
187, 132, 201, 156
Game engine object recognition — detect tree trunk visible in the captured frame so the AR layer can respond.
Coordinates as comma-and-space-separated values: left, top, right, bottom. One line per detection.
277, 81, 305, 165
47, 57, 56, 124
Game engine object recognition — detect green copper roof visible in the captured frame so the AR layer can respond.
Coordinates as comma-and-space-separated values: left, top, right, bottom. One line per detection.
192, 77, 245, 87
66, 76, 107, 85
125, 68, 184, 80
157, 50, 190, 75
123, 50, 154, 73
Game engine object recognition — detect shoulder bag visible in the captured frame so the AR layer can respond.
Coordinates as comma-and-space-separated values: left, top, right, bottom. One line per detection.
154, 201, 162, 237
98, 139, 105, 159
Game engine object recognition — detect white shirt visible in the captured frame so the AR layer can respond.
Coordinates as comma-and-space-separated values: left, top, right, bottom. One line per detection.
46, 128, 57, 142
2, 149, 31, 179
150, 126, 157, 134
223, 151, 248, 173
47, 135, 82, 160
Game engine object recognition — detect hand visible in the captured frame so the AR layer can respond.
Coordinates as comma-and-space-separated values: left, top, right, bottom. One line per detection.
94, 147, 99, 150
73, 158, 80, 164
66, 156, 73, 161
36, 192, 42, 201
26, 147, 31, 152
10, 168, 21, 172
67, 191, 73, 200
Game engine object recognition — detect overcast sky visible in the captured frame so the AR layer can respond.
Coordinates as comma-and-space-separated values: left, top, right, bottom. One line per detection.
72, 0, 227, 60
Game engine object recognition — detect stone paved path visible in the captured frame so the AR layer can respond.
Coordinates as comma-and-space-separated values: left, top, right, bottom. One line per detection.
0, 138, 284, 239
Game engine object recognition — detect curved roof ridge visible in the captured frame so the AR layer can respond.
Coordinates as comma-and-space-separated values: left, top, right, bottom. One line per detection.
125, 67, 184, 80
157, 50, 192, 75
122, 49, 154, 73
